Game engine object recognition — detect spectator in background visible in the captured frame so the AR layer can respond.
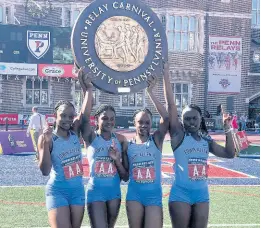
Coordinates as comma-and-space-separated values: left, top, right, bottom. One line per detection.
255, 113, 260, 133
240, 113, 247, 131
26, 107, 47, 161
231, 112, 238, 132
20, 115, 26, 130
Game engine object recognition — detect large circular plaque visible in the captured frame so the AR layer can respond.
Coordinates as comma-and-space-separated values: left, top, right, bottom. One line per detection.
71, 0, 168, 94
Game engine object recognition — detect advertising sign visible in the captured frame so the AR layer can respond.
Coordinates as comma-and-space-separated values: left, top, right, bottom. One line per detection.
0, 114, 19, 125
208, 36, 242, 94
0, 131, 35, 155
0, 62, 37, 76
38, 64, 77, 78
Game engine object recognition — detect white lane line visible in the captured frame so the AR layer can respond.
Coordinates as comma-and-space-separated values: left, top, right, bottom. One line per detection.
209, 163, 258, 179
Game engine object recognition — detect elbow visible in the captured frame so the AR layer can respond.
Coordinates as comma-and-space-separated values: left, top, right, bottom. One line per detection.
160, 116, 170, 126
39, 163, 51, 176
163, 116, 169, 123
121, 173, 129, 182
225, 150, 236, 159
122, 176, 129, 182
41, 169, 50, 176
42, 171, 50, 177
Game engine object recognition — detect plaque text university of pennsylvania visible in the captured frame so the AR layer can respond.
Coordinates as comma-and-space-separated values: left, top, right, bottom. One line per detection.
72, 0, 168, 94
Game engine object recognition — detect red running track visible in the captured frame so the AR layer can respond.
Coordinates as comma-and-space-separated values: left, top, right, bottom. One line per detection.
117, 131, 260, 145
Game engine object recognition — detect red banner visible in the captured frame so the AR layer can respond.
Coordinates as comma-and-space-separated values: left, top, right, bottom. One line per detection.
38, 64, 77, 78
236, 131, 249, 150
0, 114, 19, 125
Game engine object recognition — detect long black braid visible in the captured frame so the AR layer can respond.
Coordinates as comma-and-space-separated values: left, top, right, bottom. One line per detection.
53, 100, 75, 130
188, 104, 208, 135
94, 104, 116, 130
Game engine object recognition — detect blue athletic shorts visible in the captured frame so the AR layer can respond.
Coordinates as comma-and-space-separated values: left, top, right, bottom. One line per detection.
169, 184, 209, 205
86, 185, 121, 204
45, 184, 85, 211
126, 186, 162, 207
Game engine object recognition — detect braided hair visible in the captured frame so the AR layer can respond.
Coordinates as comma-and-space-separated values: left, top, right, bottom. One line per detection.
133, 108, 153, 121
187, 104, 208, 135
132, 109, 153, 137
94, 105, 116, 130
53, 100, 75, 130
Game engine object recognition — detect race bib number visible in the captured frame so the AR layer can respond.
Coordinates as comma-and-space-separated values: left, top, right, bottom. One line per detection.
132, 160, 155, 183
62, 155, 83, 179
94, 156, 117, 177
188, 158, 208, 181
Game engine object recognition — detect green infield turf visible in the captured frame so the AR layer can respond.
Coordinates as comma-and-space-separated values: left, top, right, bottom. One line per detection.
0, 186, 259, 227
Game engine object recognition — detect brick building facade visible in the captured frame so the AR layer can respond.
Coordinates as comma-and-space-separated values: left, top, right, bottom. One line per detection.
0, 0, 259, 125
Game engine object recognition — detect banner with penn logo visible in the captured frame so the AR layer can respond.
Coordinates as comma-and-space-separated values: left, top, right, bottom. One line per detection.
27, 30, 50, 59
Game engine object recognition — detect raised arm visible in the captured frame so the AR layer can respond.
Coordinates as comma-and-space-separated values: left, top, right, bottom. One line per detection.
163, 63, 183, 135
72, 67, 95, 146
209, 109, 235, 158
38, 126, 53, 176
146, 76, 169, 150
162, 62, 184, 150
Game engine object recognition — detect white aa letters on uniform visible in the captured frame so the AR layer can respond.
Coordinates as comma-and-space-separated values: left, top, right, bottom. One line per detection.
69, 166, 74, 177
146, 168, 151, 179
108, 163, 113, 173
193, 166, 199, 177
137, 169, 143, 179
76, 163, 81, 174
202, 166, 206, 176
99, 163, 105, 173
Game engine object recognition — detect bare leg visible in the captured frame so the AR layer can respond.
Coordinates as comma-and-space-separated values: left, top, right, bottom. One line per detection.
107, 199, 121, 228
87, 202, 108, 228
144, 206, 163, 228
70, 205, 85, 228
126, 201, 144, 228
190, 202, 209, 228
48, 206, 72, 228
169, 202, 192, 228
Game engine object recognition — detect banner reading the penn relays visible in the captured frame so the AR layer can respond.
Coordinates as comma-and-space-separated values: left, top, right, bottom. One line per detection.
208, 36, 242, 94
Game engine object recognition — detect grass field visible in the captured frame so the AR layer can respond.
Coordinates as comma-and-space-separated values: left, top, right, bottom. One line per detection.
0, 186, 259, 228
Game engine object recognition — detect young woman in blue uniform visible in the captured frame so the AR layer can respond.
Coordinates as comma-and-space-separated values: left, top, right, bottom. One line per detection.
38, 68, 89, 228
123, 76, 169, 228
80, 79, 128, 228
163, 62, 235, 228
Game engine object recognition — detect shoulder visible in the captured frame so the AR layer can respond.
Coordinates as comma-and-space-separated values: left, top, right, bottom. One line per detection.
30, 114, 36, 119
69, 130, 79, 137
114, 133, 127, 143
200, 133, 214, 144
